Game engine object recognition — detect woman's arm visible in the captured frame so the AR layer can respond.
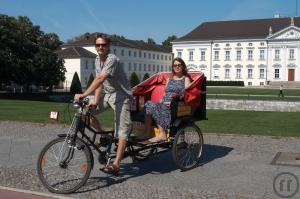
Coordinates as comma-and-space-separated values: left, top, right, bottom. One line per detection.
184, 76, 192, 89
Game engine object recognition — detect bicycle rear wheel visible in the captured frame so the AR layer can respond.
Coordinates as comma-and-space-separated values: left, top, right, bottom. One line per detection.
172, 123, 204, 171
37, 137, 92, 194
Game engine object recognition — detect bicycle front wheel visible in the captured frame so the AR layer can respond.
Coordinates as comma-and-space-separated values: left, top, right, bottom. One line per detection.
37, 137, 92, 194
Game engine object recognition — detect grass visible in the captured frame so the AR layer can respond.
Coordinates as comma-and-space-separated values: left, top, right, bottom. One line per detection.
207, 87, 300, 101
0, 99, 299, 137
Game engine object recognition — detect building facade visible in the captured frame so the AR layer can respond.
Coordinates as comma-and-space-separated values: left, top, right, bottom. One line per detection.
172, 16, 300, 86
58, 33, 173, 89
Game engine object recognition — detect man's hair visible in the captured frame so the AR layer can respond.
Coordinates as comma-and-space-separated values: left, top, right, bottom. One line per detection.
94, 33, 111, 45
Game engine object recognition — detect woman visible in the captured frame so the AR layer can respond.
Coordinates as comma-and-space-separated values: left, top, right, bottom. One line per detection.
145, 57, 192, 142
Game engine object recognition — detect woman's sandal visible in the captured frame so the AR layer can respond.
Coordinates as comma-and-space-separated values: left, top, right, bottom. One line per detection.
100, 164, 120, 176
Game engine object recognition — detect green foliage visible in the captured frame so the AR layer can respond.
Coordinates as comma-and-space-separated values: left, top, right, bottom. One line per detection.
147, 38, 156, 44
162, 35, 177, 47
70, 72, 82, 94
142, 73, 150, 81
86, 73, 94, 88
130, 72, 140, 87
207, 81, 244, 86
0, 14, 66, 92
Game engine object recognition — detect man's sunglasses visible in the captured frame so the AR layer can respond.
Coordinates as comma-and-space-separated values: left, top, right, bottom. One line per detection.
95, 43, 107, 47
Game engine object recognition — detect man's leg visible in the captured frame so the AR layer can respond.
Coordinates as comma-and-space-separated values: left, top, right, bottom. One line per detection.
113, 138, 127, 167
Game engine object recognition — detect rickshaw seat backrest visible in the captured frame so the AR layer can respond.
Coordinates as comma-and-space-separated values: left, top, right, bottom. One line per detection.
150, 85, 165, 102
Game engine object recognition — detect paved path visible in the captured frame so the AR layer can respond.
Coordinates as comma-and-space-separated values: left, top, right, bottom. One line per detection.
1, 121, 300, 198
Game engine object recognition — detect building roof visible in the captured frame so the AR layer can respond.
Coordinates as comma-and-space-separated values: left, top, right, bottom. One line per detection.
61, 33, 172, 53
57, 46, 97, 59
175, 16, 300, 42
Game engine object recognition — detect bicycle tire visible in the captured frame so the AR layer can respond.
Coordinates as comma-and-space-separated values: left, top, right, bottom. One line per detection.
172, 123, 204, 171
37, 137, 92, 194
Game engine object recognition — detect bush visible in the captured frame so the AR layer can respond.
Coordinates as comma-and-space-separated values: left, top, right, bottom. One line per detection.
207, 81, 244, 86
70, 72, 82, 93
130, 72, 140, 87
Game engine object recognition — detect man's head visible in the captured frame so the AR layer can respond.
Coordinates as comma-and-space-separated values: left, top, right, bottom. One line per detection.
95, 33, 110, 56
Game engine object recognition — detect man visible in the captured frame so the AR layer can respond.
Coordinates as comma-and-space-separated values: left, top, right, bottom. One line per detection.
278, 85, 284, 97
74, 33, 132, 175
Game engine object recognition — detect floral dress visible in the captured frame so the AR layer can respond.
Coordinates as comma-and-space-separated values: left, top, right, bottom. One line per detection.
145, 77, 185, 130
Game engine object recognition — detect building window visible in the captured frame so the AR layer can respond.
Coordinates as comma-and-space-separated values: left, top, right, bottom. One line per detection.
148, 53, 151, 59
213, 68, 219, 79
259, 50, 265, 60
289, 49, 295, 60
156, 65, 159, 71
274, 68, 280, 78
237, 43, 241, 46
128, 63, 131, 71
236, 68, 241, 79
225, 68, 230, 78
189, 51, 194, 61
248, 50, 253, 60
128, 50, 131, 57
248, 43, 253, 46
133, 51, 137, 57
236, 50, 241, 61
177, 51, 182, 58
225, 51, 230, 61
248, 68, 253, 79
200, 51, 205, 61
138, 64, 141, 71
161, 55, 163, 60
143, 64, 146, 71
152, 65, 155, 71
275, 49, 280, 60
169, 56, 171, 61
161, 65, 163, 71
144, 52, 146, 58
148, 64, 151, 71
214, 51, 219, 60
113, 49, 117, 55
121, 49, 124, 56
153, 54, 155, 59
259, 69, 265, 79
165, 55, 167, 60
260, 82, 264, 86
134, 63, 137, 71
157, 54, 159, 60
248, 82, 252, 86
139, 51, 141, 58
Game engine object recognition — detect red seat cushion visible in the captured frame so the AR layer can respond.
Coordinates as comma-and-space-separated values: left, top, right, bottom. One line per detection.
150, 85, 165, 102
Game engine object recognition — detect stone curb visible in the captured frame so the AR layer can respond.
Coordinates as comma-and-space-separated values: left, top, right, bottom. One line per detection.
0, 186, 74, 199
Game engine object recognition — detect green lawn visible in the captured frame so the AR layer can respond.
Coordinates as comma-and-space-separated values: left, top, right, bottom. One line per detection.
0, 99, 299, 137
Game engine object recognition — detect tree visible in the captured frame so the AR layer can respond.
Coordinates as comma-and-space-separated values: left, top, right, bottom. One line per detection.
142, 73, 150, 81
147, 38, 156, 45
86, 73, 94, 88
130, 72, 140, 87
70, 72, 82, 94
0, 14, 66, 92
162, 35, 177, 47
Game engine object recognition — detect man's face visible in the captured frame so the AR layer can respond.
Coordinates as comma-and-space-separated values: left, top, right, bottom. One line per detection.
95, 38, 109, 56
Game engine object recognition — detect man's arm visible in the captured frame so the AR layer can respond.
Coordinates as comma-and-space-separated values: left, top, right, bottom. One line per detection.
74, 72, 109, 101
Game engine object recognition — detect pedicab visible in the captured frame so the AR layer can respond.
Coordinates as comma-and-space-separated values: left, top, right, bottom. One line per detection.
37, 71, 207, 194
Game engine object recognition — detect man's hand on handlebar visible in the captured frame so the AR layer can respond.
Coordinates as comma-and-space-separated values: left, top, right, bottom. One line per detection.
74, 94, 85, 102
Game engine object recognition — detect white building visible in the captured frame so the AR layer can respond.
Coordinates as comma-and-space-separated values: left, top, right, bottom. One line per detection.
57, 33, 173, 89
172, 16, 300, 86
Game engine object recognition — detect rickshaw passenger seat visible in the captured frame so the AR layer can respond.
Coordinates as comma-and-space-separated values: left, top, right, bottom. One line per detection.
150, 85, 165, 102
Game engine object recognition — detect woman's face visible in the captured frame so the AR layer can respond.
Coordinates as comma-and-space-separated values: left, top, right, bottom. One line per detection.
172, 60, 183, 74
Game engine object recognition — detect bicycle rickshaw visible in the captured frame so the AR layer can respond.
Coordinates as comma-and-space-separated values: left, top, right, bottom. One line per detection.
37, 71, 207, 194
